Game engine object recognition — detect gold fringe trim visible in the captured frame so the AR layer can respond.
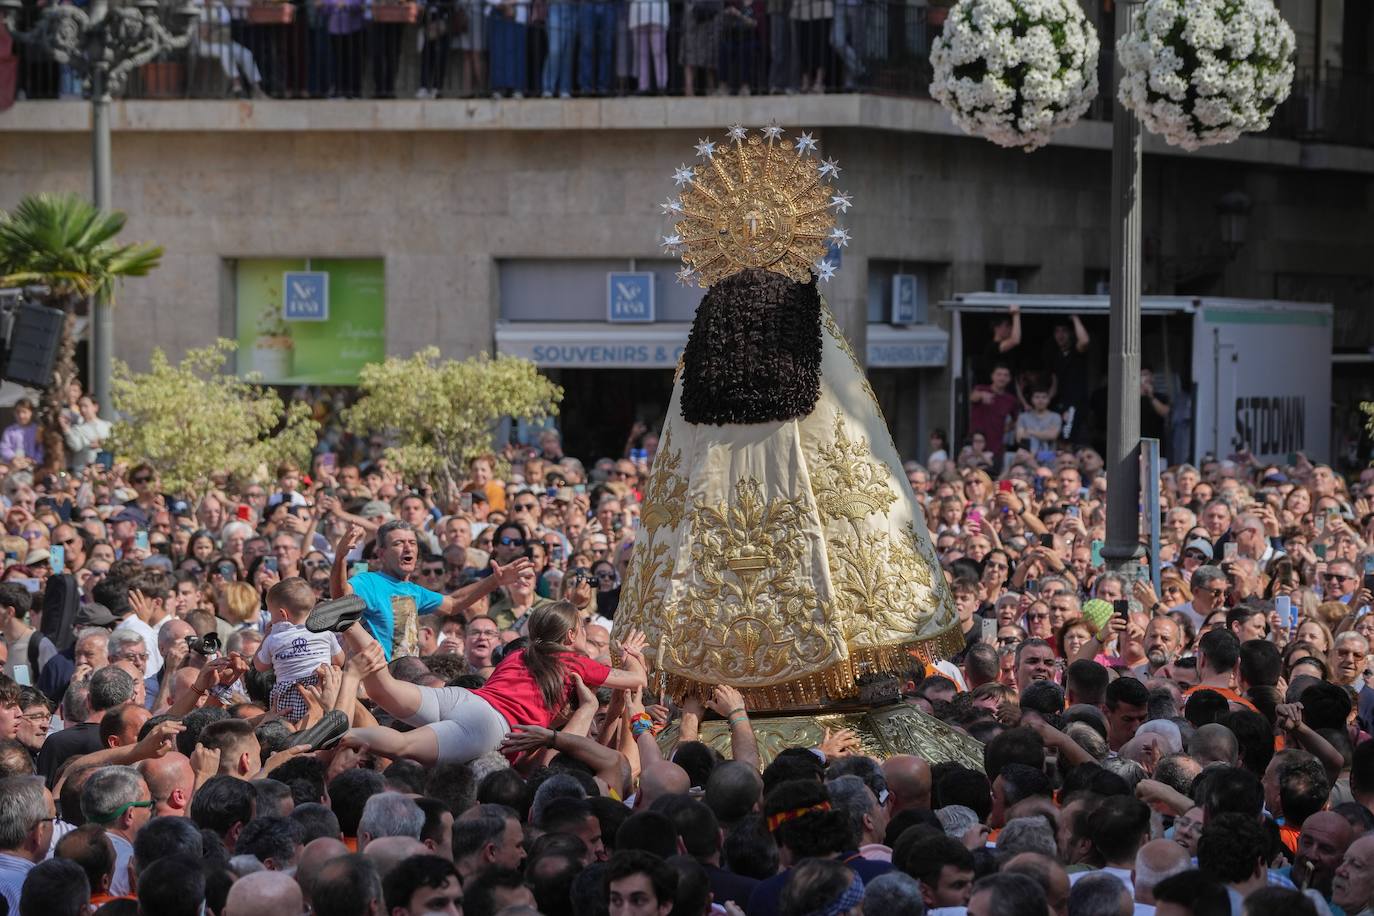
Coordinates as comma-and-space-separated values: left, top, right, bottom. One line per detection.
655, 624, 965, 711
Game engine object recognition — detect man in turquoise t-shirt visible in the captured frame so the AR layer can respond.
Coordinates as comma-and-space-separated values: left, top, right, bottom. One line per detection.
332, 520, 530, 659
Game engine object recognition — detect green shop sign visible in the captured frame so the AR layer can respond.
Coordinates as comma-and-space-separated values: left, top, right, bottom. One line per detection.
235, 258, 385, 385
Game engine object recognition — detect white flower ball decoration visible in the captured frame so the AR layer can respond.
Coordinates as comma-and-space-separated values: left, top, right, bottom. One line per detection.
1117, 0, 1296, 150
930, 0, 1101, 152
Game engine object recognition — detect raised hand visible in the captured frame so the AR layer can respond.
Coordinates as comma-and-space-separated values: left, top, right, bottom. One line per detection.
571, 673, 597, 710
345, 643, 387, 680
819, 727, 860, 759
618, 628, 648, 660
135, 720, 185, 760
500, 723, 558, 754
491, 557, 534, 588
190, 744, 222, 781
706, 684, 745, 718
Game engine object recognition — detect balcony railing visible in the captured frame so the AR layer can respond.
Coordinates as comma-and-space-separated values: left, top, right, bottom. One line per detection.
9, 2, 1372, 151
10, 0, 936, 100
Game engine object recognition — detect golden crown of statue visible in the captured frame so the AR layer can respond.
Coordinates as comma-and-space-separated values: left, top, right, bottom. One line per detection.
659, 125, 853, 288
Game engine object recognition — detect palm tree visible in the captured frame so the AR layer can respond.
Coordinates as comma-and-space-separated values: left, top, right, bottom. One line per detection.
0, 193, 162, 470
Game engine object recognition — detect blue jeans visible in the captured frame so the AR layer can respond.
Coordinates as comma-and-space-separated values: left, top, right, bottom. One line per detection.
488, 12, 528, 92
543, 3, 576, 95
578, 1, 616, 94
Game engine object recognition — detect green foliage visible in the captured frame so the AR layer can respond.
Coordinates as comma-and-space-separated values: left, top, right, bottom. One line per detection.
345, 347, 563, 488
0, 192, 162, 303
1363, 401, 1374, 464
109, 340, 319, 495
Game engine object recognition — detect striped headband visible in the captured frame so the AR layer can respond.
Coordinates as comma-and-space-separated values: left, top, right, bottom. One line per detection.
766, 801, 832, 833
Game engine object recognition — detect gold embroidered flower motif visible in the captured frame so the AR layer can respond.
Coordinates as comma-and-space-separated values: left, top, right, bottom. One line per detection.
639, 430, 688, 535
663, 477, 839, 684
811, 413, 898, 523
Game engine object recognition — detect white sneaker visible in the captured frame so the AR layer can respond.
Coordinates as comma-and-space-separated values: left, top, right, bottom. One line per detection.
415, 87, 431, 99
541, 90, 553, 98
512, 91, 524, 99
559, 91, 571, 99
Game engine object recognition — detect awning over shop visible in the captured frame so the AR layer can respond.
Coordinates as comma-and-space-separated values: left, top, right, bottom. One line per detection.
942, 292, 1199, 315
496, 321, 951, 370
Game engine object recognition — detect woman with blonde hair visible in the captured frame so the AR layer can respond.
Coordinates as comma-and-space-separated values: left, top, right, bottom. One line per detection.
1314, 601, 1350, 632
1159, 571, 1192, 608
213, 580, 260, 643
1294, 617, 1334, 656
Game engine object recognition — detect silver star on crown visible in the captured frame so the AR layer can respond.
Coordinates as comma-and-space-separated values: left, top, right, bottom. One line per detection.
675, 266, 698, 286
818, 157, 841, 178
762, 124, 785, 141
794, 131, 817, 154
661, 234, 683, 253
694, 137, 717, 159
659, 197, 683, 215
815, 259, 837, 282
829, 227, 852, 248
727, 124, 747, 141
829, 192, 853, 213
672, 165, 695, 187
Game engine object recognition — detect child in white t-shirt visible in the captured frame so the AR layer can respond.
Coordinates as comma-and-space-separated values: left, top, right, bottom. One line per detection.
254, 577, 345, 721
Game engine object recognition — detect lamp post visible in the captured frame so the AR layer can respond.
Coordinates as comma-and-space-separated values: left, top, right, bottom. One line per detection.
1102, 0, 1144, 577
0, 0, 197, 418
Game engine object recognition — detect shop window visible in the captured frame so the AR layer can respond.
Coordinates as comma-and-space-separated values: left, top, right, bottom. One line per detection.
499, 259, 703, 322
233, 258, 385, 385
867, 261, 946, 325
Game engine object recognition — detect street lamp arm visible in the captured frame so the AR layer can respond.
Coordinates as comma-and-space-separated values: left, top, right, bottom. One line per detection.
104, 7, 196, 94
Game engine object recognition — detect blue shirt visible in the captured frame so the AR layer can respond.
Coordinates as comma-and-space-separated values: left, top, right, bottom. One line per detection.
348, 572, 444, 659
0, 852, 35, 914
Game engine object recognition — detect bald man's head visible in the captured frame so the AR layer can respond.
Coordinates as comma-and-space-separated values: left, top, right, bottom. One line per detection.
139, 753, 196, 817
636, 762, 690, 809
364, 835, 428, 883
1134, 838, 1191, 904
1003, 852, 1069, 916
296, 836, 349, 905
882, 755, 932, 812
225, 869, 303, 916
1187, 723, 1239, 768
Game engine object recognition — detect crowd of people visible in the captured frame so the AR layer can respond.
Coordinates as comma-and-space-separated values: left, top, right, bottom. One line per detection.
0, 370, 1372, 916
12, 0, 927, 102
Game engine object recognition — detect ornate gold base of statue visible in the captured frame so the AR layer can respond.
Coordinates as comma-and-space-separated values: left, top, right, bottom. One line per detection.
614, 125, 982, 768
656, 702, 986, 770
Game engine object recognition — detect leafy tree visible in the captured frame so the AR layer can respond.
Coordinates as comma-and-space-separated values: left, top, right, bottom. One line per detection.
345, 347, 562, 492
108, 339, 319, 495
0, 193, 162, 469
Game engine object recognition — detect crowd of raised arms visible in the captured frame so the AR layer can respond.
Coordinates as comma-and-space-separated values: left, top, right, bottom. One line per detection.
0, 374, 1372, 916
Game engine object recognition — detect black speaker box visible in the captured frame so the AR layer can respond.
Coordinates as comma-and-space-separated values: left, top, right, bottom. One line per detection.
2, 300, 65, 389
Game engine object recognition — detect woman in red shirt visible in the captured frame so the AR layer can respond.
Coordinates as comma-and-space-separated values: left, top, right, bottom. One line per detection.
334, 601, 648, 765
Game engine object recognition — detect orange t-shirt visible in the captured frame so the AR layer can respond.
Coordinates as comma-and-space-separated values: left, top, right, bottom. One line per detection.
1279, 823, 1301, 855
1182, 684, 1258, 713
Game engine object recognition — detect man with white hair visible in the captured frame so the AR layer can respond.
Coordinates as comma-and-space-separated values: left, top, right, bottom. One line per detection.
107, 630, 150, 678
1164, 507, 1197, 549
358, 793, 424, 851
1134, 839, 1191, 907
1331, 632, 1369, 688
1233, 514, 1280, 564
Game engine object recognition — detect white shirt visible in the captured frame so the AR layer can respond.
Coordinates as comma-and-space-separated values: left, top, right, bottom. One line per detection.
1169, 601, 1204, 628
109, 832, 134, 896
256, 621, 340, 684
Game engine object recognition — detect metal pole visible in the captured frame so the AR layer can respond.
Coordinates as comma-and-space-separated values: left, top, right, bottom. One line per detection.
1102, 1, 1143, 575
90, 15, 115, 418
